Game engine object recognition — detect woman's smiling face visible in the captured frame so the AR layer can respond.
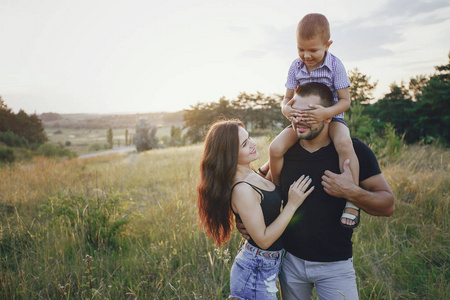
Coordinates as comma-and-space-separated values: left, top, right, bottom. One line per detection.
237, 126, 259, 165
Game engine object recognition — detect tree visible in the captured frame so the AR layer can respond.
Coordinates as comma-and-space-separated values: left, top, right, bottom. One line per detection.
347, 68, 378, 105
409, 75, 429, 101
134, 117, 158, 152
0, 98, 47, 146
366, 82, 417, 142
412, 53, 450, 143
183, 102, 218, 143
107, 128, 113, 149
170, 126, 183, 146
0, 96, 13, 133
345, 69, 378, 143
345, 102, 375, 144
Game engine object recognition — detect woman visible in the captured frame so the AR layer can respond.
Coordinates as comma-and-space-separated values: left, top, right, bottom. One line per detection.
198, 119, 314, 300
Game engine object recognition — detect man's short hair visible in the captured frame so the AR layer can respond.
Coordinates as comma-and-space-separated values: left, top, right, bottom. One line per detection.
295, 82, 334, 107
297, 13, 330, 43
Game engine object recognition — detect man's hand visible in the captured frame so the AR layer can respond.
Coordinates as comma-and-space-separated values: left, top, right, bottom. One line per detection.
322, 159, 358, 198
299, 104, 328, 124
235, 217, 250, 240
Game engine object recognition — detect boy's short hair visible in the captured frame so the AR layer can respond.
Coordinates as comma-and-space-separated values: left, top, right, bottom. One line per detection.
297, 13, 330, 43
295, 83, 334, 107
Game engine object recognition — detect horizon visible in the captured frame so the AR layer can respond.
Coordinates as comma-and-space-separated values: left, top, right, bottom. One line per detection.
38, 110, 183, 116
1, 0, 449, 115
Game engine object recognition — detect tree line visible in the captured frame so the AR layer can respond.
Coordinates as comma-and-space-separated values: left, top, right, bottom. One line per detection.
0, 97, 77, 163
0, 97, 47, 148
183, 93, 287, 143
363, 54, 449, 144
182, 53, 450, 146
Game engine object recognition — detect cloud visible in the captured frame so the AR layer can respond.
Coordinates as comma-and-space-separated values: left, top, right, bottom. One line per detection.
260, 0, 450, 63
372, 0, 450, 24
335, 0, 450, 61
332, 22, 398, 61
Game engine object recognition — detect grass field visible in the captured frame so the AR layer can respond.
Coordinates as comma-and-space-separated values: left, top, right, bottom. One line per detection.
0, 137, 448, 299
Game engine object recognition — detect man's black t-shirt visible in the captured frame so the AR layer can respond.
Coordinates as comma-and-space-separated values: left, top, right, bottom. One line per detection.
280, 139, 381, 262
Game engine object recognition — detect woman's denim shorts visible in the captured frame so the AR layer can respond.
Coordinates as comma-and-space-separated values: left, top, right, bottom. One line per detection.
229, 242, 285, 300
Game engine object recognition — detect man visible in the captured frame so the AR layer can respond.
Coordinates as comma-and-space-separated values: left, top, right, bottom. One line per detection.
239, 82, 395, 299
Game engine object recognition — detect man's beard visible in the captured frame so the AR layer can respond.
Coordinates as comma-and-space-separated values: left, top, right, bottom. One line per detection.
294, 121, 325, 140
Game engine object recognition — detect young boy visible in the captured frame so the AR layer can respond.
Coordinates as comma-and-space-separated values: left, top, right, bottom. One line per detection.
269, 13, 360, 228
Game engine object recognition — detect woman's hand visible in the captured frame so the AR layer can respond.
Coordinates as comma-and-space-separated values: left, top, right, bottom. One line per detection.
287, 175, 314, 209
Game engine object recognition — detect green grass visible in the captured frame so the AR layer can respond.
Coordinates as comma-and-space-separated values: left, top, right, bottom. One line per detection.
0, 138, 448, 299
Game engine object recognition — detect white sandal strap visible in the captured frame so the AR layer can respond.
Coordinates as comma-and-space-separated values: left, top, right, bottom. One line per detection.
341, 213, 358, 221
344, 201, 359, 210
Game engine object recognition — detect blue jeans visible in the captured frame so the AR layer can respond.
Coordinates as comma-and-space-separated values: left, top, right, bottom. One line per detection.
279, 252, 358, 300
230, 243, 285, 300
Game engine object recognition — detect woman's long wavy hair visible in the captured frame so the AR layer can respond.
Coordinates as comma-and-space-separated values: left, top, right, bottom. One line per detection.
197, 119, 244, 245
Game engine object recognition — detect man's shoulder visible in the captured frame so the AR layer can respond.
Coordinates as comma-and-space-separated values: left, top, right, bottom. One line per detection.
351, 139, 381, 179
351, 138, 372, 153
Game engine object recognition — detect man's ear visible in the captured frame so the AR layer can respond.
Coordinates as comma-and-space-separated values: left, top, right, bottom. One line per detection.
324, 117, 332, 124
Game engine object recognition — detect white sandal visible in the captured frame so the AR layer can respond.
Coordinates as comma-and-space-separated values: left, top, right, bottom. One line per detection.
340, 201, 360, 229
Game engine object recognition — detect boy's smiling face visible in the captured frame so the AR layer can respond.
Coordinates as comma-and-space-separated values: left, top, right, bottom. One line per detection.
297, 35, 332, 71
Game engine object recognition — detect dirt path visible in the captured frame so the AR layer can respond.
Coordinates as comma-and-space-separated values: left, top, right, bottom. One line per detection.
78, 146, 136, 159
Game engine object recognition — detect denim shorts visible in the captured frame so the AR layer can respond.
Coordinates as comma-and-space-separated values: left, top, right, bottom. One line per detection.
331, 117, 347, 127
229, 243, 285, 300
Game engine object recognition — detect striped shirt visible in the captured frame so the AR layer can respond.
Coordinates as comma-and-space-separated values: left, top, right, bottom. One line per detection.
285, 52, 350, 119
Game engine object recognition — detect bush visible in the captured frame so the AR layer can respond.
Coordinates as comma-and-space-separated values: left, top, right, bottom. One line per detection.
36, 143, 77, 158
88, 143, 110, 152
0, 131, 29, 148
0, 147, 15, 163
45, 190, 131, 250
134, 118, 158, 152
370, 123, 404, 161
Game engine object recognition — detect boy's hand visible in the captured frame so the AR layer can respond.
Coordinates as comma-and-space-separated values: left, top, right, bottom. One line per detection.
299, 104, 328, 124
282, 98, 302, 122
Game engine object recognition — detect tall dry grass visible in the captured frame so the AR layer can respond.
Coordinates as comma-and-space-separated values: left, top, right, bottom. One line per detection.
0, 139, 448, 299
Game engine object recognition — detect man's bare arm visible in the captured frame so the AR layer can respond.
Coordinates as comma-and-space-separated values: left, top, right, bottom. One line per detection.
322, 159, 395, 216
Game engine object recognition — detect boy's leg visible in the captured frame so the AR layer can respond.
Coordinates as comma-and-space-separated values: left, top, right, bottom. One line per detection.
329, 121, 360, 227
269, 127, 298, 185
329, 121, 359, 184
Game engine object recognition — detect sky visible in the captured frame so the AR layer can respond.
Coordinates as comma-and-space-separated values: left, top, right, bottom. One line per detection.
1, 0, 449, 114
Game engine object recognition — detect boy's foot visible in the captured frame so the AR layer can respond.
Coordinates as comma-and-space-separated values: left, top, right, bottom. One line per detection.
341, 202, 360, 229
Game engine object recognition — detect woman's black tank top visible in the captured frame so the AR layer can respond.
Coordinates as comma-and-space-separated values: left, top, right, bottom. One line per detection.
230, 181, 283, 251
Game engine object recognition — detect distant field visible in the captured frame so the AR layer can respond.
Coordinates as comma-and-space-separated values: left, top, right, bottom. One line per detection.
45, 123, 183, 155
